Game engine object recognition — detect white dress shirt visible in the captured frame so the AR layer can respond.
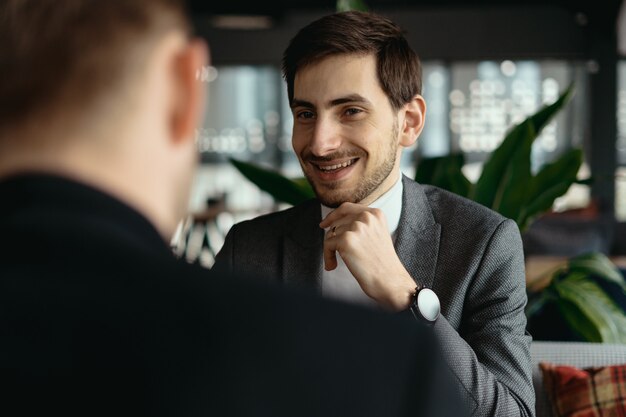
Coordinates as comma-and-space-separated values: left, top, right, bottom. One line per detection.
320, 175, 404, 307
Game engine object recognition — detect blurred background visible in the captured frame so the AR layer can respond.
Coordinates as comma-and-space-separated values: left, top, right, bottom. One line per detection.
175, 0, 625, 271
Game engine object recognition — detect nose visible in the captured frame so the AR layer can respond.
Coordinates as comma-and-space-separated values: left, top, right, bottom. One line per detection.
308, 117, 341, 157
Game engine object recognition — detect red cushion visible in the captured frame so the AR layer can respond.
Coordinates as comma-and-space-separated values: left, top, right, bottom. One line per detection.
540, 362, 626, 417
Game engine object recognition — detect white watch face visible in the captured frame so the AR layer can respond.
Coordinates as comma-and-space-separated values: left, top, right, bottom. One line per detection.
417, 288, 440, 322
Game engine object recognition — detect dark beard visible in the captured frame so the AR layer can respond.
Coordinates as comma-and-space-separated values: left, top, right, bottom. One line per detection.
300, 122, 399, 207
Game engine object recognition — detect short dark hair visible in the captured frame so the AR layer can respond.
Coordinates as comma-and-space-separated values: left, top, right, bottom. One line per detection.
282, 11, 422, 111
0, 0, 189, 133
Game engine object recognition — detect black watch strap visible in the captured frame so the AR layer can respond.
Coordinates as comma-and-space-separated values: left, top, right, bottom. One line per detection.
408, 286, 440, 324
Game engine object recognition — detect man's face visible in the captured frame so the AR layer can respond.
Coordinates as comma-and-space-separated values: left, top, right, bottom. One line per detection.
291, 53, 403, 208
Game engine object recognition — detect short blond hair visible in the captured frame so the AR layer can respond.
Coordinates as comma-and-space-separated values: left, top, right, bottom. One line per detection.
0, 0, 190, 134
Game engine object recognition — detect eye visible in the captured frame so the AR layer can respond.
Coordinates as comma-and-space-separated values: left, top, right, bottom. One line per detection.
296, 110, 315, 120
344, 107, 363, 116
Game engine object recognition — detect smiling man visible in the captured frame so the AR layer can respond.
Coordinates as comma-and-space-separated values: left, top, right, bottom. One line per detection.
214, 11, 535, 417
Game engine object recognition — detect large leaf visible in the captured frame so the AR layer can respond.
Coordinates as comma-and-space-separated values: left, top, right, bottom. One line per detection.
414, 154, 471, 197
553, 273, 626, 344
472, 85, 574, 209
528, 83, 575, 134
415, 154, 452, 186
556, 297, 603, 343
446, 164, 472, 198
518, 182, 572, 232
492, 120, 534, 220
575, 177, 594, 186
517, 149, 584, 230
568, 252, 626, 291
230, 158, 314, 206
472, 118, 535, 208
525, 289, 554, 318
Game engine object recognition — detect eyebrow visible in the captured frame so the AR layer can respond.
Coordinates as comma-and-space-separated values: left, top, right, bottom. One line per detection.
291, 94, 372, 109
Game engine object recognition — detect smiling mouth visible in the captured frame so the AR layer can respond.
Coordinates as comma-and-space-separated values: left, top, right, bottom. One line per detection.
313, 158, 358, 172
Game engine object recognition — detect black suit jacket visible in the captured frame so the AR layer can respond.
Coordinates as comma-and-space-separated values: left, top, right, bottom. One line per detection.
0, 174, 460, 417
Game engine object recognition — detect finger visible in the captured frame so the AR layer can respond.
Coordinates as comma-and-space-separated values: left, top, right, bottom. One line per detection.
323, 238, 338, 271
319, 202, 369, 228
331, 222, 356, 237
325, 225, 338, 239
323, 220, 353, 240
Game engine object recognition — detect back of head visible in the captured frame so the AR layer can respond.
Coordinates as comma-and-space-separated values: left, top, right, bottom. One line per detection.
0, 0, 189, 140
282, 11, 422, 111
0, 0, 202, 237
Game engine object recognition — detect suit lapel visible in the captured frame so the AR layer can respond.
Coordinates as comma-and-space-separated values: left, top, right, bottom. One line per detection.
395, 176, 441, 290
282, 200, 324, 292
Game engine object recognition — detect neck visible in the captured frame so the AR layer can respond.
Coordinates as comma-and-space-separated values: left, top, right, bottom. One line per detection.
0, 138, 178, 240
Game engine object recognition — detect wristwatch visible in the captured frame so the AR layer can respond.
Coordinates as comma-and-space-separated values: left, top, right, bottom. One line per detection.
408, 286, 440, 324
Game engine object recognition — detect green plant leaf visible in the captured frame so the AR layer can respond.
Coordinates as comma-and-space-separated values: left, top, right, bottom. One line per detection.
460, 118, 536, 219
414, 154, 471, 197
446, 165, 472, 197
553, 273, 626, 344
336, 0, 368, 12
293, 177, 312, 189
517, 149, 583, 230
415, 154, 454, 184
472, 85, 574, 211
556, 297, 603, 343
575, 177, 594, 186
525, 288, 554, 318
527, 83, 575, 133
517, 181, 572, 232
472, 119, 535, 209
567, 252, 626, 292
492, 120, 533, 220
230, 158, 314, 206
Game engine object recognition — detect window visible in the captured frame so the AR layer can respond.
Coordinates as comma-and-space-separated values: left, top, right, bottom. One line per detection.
419, 60, 590, 209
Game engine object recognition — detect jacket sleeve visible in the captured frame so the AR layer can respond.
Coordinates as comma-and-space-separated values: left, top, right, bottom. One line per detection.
211, 226, 235, 275
434, 219, 534, 417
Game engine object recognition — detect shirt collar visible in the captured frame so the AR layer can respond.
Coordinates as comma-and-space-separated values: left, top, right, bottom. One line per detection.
321, 174, 404, 235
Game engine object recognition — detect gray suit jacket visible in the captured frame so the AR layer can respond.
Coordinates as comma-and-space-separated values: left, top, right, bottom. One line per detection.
214, 176, 535, 417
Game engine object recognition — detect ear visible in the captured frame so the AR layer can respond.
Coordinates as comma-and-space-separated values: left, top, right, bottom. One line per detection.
398, 95, 426, 148
170, 38, 209, 145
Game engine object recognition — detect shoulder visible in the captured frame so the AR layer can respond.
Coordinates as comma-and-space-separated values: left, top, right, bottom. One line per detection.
405, 178, 509, 232
401, 178, 521, 254
427, 185, 504, 222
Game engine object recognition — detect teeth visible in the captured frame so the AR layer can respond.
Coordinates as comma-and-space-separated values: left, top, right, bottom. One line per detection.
318, 159, 354, 171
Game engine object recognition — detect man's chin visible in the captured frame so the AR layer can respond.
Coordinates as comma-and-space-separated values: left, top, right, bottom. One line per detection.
318, 199, 343, 209
307, 178, 361, 207
313, 189, 355, 208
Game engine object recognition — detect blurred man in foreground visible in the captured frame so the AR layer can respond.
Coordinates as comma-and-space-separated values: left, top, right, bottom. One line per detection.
0, 1, 460, 416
